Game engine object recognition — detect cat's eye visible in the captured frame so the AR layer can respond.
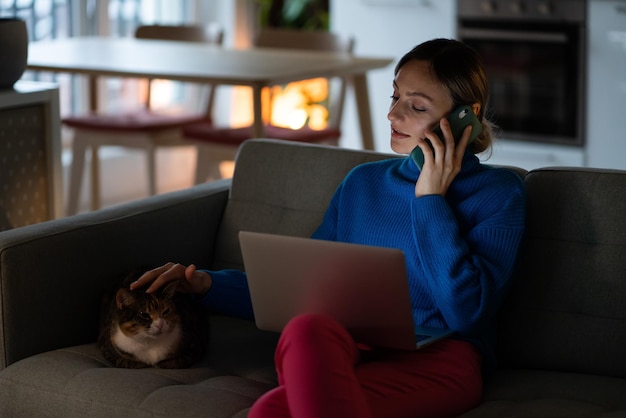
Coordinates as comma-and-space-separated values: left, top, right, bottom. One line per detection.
162, 308, 171, 316
138, 311, 150, 320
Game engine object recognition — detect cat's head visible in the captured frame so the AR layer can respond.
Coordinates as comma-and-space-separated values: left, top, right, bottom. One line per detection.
114, 281, 180, 338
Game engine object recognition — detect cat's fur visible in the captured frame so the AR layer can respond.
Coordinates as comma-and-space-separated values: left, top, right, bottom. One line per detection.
98, 270, 208, 369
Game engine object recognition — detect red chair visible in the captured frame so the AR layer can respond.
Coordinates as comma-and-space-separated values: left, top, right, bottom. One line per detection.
184, 28, 354, 182
63, 24, 223, 215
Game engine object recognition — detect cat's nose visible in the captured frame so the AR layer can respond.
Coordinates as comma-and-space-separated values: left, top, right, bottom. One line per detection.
152, 319, 164, 332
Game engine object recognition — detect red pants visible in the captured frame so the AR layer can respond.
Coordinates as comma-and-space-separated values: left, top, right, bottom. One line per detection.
249, 313, 482, 418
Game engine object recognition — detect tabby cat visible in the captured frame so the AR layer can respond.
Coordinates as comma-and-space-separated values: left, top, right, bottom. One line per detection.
98, 270, 208, 369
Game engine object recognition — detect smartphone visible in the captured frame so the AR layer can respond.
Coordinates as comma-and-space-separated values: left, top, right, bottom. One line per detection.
410, 105, 483, 170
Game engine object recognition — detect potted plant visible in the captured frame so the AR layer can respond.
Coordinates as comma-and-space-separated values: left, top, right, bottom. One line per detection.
0, 17, 28, 89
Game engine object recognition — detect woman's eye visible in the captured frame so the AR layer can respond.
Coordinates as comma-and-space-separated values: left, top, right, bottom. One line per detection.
390, 95, 399, 102
412, 106, 426, 112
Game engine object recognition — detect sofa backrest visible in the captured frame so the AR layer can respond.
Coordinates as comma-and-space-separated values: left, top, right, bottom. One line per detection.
210, 139, 398, 271
497, 167, 626, 378
214, 139, 626, 379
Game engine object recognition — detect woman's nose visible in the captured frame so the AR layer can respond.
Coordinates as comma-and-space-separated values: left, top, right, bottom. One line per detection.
387, 103, 398, 121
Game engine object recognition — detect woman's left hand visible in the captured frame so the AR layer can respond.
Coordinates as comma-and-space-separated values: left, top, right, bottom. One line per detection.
414, 118, 473, 197
130, 262, 212, 295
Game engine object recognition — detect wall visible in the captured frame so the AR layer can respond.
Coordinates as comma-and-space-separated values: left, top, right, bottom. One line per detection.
201, 0, 457, 154
586, 0, 626, 170
100, 0, 622, 181
194, 0, 244, 126
332, 0, 626, 170
331, 0, 456, 153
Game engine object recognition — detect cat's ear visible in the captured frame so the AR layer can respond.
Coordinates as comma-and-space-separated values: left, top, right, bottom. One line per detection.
116, 288, 136, 309
163, 281, 179, 300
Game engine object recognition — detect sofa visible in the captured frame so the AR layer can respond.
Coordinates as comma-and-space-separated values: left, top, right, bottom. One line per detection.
1, 138, 625, 417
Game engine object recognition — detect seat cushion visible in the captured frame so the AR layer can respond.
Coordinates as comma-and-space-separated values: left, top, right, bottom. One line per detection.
183, 122, 341, 146
0, 315, 278, 418
458, 369, 626, 418
63, 109, 209, 132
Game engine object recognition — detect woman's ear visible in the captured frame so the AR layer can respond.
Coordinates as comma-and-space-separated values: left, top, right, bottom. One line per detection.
471, 103, 481, 116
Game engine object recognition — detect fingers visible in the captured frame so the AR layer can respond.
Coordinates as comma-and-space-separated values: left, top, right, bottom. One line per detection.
422, 118, 448, 168
130, 262, 185, 294
128, 262, 211, 295
459, 123, 473, 146
185, 264, 197, 280
147, 263, 187, 293
184, 264, 214, 295
416, 119, 471, 197
130, 263, 172, 290
456, 124, 473, 157
425, 119, 472, 169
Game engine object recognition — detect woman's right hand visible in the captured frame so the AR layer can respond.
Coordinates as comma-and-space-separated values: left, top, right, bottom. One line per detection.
414, 119, 472, 198
130, 262, 212, 295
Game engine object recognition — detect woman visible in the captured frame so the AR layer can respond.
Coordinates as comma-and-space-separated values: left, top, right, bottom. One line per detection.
132, 38, 526, 418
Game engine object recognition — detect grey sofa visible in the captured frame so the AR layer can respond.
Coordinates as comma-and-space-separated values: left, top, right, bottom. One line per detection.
1, 138, 625, 417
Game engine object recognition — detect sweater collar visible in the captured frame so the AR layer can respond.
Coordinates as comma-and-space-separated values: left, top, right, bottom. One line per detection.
398, 151, 481, 180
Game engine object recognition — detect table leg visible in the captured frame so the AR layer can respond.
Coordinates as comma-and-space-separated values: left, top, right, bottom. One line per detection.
88, 75, 98, 112
352, 73, 375, 150
90, 146, 100, 211
251, 84, 265, 138
87, 75, 100, 210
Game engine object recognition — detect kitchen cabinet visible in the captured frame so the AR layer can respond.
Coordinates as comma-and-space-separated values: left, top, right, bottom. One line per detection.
586, 0, 626, 169
332, 0, 626, 170
0, 81, 62, 230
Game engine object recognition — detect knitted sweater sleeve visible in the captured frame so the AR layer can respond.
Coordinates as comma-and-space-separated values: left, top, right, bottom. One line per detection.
410, 177, 526, 335
195, 269, 255, 320
313, 160, 526, 337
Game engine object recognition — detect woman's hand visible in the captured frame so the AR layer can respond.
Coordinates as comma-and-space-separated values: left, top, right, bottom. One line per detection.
414, 118, 473, 197
130, 262, 212, 295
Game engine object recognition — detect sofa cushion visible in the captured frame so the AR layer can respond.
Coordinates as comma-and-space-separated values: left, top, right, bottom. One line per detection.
210, 139, 398, 271
496, 167, 626, 377
0, 315, 278, 418
458, 369, 626, 418
0, 181, 230, 369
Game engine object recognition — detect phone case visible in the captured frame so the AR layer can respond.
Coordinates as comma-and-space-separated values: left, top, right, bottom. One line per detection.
410, 105, 483, 170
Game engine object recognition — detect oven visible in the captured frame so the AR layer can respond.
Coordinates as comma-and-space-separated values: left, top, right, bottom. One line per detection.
456, 0, 586, 146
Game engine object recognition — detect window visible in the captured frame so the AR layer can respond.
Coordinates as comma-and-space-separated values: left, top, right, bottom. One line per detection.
1, 0, 198, 120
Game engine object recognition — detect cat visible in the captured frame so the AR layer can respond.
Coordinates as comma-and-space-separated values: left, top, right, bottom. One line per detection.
98, 270, 209, 369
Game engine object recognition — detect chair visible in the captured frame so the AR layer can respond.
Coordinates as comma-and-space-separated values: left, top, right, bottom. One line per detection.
184, 28, 355, 182
63, 24, 223, 215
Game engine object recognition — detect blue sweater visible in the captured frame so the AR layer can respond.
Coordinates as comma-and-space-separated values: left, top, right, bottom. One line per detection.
200, 153, 526, 368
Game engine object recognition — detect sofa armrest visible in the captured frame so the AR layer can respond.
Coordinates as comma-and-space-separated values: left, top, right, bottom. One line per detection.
0, 180, 230, 369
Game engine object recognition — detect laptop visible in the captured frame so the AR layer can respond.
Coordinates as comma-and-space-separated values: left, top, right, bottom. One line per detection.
239, 231, 454, 350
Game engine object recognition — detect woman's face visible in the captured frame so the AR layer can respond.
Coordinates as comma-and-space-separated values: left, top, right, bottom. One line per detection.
387, 59, 453, 155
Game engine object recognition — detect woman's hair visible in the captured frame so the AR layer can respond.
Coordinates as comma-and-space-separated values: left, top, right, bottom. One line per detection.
395, 38, 495, 154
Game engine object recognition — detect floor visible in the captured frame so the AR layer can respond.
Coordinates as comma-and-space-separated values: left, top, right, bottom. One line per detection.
61, 145, 204, 215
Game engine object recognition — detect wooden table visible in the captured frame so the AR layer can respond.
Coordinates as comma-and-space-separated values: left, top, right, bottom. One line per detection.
27, 37, 393, 150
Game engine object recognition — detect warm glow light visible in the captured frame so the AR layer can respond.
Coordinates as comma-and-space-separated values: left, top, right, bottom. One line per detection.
135, 77, 328, 127
114, 78, 178, 112
230, 87, 254, 127
271, 83, 308, 129
149, 79, 176, 110
298, 78, 328, 103
308, 104, 329, 130
219, 161, 236, 179
230, 78, 329, 130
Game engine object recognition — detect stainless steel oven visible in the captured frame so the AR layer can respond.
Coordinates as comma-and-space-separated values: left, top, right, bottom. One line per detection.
457, 0, 586, 146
